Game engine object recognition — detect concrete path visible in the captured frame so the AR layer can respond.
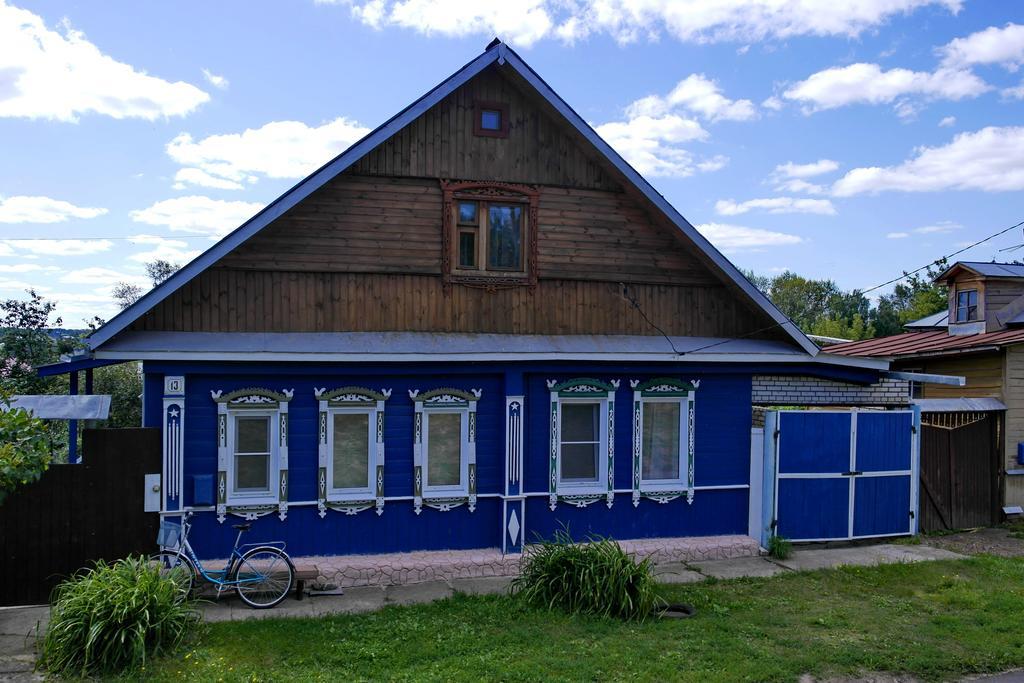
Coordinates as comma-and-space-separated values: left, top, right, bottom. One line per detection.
0, 542, 967, 679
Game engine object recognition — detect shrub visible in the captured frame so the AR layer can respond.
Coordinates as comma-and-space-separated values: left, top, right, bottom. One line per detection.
0, 392, 50, 504
768, 534, 792, 560
39, 556, 199, 678
511, 529, 662, 621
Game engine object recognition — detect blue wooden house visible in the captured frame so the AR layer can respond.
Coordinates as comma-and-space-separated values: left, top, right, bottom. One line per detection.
67, 40, 906, 561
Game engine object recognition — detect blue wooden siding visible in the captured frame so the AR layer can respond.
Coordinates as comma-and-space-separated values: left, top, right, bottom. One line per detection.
142, 361, 879, 558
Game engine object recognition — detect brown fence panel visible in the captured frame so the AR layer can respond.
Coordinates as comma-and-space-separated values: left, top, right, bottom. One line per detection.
0, 428, 160, 606
919, 412, 1001, 533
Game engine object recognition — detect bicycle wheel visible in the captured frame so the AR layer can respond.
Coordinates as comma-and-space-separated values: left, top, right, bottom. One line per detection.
234, 546, 294, 609
148, 551, 196, 599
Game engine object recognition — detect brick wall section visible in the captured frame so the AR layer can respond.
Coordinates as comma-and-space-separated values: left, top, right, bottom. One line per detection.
752, 375, 910, 406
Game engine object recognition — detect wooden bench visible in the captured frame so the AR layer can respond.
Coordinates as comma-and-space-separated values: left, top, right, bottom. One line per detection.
293, 565, 319, 600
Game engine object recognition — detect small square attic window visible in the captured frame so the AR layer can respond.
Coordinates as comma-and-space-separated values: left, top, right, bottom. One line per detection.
474, 101, 508, 138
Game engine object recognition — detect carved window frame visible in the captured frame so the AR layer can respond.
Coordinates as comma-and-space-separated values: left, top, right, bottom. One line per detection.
630, 378, 699, 506
315, 387, 391, 517
547, 378, 618, 511
410, 387, 481, 514
473, 100, 509, 138
440, 180, 539, 292
212, 388, 294, 522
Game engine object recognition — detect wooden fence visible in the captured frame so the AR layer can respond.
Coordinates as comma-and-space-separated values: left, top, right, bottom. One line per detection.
919, 412, 1002, 532
0, 428, 160, 606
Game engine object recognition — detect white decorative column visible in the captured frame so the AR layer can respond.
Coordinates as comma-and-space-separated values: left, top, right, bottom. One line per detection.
162, 376, 185, 513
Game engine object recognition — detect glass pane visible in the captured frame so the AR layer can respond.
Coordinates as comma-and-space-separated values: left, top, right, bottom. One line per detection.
642, 402, 681, 480
333, 413, 369, 490
487, 205, 522, 269
236, 417, 269, 454
427, 413, 462, 487
458, 230, 476, 268
481, 109, 501, 130
561, 403, 598, 443
561, 443, 598, 482
458, 201, 477, 224
236, 454, 269, 490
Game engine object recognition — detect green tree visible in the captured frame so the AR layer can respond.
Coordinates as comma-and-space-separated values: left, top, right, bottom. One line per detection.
872, 261, 949, 337
0, 289, 62, 394
0, 392, 50, 504
744, 270, 875, 341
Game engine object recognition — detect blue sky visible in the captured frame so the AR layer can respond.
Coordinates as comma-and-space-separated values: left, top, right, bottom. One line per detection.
0, 0, 1022, 324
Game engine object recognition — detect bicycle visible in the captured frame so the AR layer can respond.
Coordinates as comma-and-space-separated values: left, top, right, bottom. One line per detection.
149, 512, 295, 609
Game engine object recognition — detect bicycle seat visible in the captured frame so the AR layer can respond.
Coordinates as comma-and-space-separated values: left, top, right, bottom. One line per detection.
232, 523, 251, 532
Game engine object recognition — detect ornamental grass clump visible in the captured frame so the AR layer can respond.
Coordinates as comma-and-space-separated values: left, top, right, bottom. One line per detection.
39, 556, 199, 678
511, 529, 662, 621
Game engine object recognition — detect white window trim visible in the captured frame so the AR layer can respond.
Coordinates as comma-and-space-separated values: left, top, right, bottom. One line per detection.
422, 408, 471, 497
547, 378, 619, 510
228, 410, 280, 505
212, 387, 293, 523
410, 387, 481, 514
556, 396, 609, 496
637, 396, 689, 492
315, 387, 390, 517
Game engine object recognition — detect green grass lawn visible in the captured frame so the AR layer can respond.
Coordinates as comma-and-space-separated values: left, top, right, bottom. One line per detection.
137, 556, 1024, 682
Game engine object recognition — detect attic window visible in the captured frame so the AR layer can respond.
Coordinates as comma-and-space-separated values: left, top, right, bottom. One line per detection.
441, 180, 539, 291
956, 289, 979, 322
474, 101, 508, 138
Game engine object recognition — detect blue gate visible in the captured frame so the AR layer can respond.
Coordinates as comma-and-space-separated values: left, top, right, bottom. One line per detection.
763, 410, 919, 543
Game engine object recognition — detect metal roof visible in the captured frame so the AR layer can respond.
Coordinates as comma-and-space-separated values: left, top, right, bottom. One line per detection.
828, 328, 1024, 359
904, 310, 949, 329
82, 40, 817, 358
935, 261, 1024, 281
89, 331, 884, 370
913, 397, 1006, 413
6, 395, 111, 420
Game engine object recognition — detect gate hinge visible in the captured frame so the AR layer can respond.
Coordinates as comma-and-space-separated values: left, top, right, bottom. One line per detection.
909, 510, 915, 519
773, 429, 780, 439
911, 424, 917, 435
770, 519, 777, 530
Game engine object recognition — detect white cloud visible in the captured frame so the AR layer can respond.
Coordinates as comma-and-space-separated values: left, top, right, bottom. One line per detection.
0, 1, 209, 121
832, 126, 1024, 196
762, 96, 784, 111
201, 68, 229, 89
783, 63, 990, 113
59, 266, 148, 289
332, 0, 960, 47
0, 195, 107, 223
130, 196, 265, 238
2, 239, 113, 255
886, 232, 909, 239
938, 115, 956, 127
773, 159, 840, 179
126, 234, 202, 264
695, 222, 802, 253
939, 23, 1024, 71
696, 155, 729, 172
1003, 82, 1024, 100
626, 74, 757, 122
166, 117, 370, 189
594, 114, 709, 177
715, 197, 837, 216
0, 263, 57, 273
914, 221, 960, 234
773, 179, 826, 194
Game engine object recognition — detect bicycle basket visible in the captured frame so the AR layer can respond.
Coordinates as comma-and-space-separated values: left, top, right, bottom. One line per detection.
157, 521, 182, 548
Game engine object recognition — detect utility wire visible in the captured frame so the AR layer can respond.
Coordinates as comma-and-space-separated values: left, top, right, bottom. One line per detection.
622, 217, 1024, 356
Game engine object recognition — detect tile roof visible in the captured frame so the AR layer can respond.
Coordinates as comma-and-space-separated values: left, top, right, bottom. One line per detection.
828, 328, 1024, 358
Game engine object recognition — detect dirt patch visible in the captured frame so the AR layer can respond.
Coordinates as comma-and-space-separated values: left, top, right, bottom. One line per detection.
920, 527, 1024, 558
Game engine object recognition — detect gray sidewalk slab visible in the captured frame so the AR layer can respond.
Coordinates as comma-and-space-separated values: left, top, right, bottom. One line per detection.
773, 544, 964, 572
652, 562, 704, 584
450, 576, 514, 595
693, 555, 788, 579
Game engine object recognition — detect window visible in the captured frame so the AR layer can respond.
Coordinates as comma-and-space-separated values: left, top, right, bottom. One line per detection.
956, 289, 979, 322
547, 379, 617, 509
440, 181, 539, 290
559, 401, 605, 485
410, 388, 482, 513
234, 415, 273, 494
473, 101, 508, 138
423, 410, 467, 492
630, 378, 698, 505
213, 387, 293, 521
316, 387, 390, 516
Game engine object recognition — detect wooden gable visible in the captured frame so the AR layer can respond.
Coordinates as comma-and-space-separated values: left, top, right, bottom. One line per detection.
127, 63, 788, 342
